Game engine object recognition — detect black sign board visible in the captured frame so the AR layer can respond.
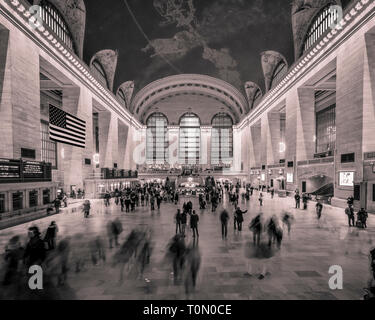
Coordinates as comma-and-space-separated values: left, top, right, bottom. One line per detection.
23, 161, 44, 179
0, 159, 21, 181
101, 168, 138, 180
0, 158, 51, 183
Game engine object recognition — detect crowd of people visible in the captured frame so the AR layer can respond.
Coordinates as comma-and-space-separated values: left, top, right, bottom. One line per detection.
0, 176, 374, 300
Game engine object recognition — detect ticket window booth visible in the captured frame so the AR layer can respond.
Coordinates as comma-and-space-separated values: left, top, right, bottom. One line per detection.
12, 192, 24, 211
43, 189, 50, 205
0, 193, 6, 214
29, 190, 38, 208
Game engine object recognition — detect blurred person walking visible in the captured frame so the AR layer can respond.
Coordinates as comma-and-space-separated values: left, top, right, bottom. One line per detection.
44, 221, 59, 250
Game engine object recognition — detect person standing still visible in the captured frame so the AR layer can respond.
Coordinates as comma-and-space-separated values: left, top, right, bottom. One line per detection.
190, 210, 199, 238
295, 193, 301, 209
259, 193, 263, 207
175, 209, 182, 234
220, 210, 230, 240
345, 204, 355, 227
235, 207, 248, 231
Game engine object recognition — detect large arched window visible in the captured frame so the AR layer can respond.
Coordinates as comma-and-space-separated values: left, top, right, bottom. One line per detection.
91, 60, 109, 89
146, 113, 169, 164
211, 113, 233, 165
179, 113, 201, 165
270, 62, 288, 89
40, 1, 75, 52
303, 5, 339, 54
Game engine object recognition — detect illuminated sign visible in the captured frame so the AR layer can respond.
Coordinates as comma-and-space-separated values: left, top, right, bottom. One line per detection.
287, 173, 294, 183
93, 154, 100, 165
339, 171, 354, 187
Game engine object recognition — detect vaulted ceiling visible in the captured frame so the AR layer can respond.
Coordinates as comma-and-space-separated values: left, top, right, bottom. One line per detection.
83, 0, 295, 98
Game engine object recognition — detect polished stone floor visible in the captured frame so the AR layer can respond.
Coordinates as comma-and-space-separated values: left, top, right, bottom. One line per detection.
0, 191, 374, 300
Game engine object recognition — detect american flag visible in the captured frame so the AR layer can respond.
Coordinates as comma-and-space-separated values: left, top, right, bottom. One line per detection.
49, 105, 86, 149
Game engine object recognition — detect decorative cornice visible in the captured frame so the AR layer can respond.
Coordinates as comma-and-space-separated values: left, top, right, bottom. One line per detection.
1, 0, 143, 130
235, 0, 374, 131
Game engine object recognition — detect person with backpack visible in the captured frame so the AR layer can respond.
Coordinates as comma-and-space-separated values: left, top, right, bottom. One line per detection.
357, 208, 368, 228
220, 209, 230, 240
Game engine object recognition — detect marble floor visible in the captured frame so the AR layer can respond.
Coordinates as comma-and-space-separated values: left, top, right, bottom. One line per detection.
0, 191, 374, 300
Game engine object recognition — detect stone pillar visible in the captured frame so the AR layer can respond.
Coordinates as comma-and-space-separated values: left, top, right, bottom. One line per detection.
296, 87, 315, 161
8, 22, 41, 159
232, 127, 242, 172
267, 112, 282, 165
250, 124, 261, 168
118, 121, 129, 169
124, 125, 135, 169
241, 124, 250, 173
260, 115, 268, 167
285, 88, 298, 191
285, 89, 298, 161
335, 30, 366, 202
98, 110, 112, 168
61, 87, 83, 191
363, 31, 375, 153
0, 24, 13, 159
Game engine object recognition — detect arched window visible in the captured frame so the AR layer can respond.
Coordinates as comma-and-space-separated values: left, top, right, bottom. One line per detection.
146, 113, 169, 164
118, 89, 127, 108
252, 89, 262, 110
270, 62, 287, 89
179, 113, 201, 165
303, 5, 339, 54
92, 60, 108, 89
211, 113, 233, 165
40, 1, 75, 52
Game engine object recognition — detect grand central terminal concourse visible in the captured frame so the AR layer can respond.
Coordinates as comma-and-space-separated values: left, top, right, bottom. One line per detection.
0, 0, 375, 302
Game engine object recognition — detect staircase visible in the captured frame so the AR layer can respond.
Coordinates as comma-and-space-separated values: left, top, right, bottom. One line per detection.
311, 183, 334, 197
